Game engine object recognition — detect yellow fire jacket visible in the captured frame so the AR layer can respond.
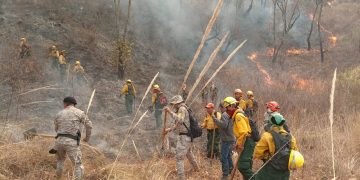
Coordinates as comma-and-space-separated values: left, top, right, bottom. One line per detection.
232, 109, 251, 146
254, 126, 298, 161
120, 83, 136, 97
237, 98, 247, 111
201, 112, 221, 130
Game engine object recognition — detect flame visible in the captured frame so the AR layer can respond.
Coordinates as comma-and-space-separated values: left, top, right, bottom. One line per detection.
328, 35, 337, 47
247, 53, 273, 86
292, 74, 313, 90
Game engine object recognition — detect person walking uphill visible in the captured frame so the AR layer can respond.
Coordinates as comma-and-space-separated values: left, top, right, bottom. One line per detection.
164, 95, 199, 180
201, 103, 221, 158
151, 84, 167, 128
53, 97, 92, 180
253, 113, 303, 180
212, 98, 237, 180
120, 79, 136, 114
232, 102, 255, 180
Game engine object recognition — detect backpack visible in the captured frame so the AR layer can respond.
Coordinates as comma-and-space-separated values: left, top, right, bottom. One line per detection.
127, 84, 135, 96
183, 108, 202, 142
268, 130, 292, 171
236, 112, 260, 142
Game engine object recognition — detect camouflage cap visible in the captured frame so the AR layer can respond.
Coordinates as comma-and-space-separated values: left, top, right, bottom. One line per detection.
170, 95, 183, 105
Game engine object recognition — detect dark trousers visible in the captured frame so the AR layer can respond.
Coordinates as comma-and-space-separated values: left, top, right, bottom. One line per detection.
237, 137, 255, 180
220, 141, 234, 177
125, 95, 134, 114
254, 163, 290, 180
206, 129, 220, 158
154, 110, 162, 128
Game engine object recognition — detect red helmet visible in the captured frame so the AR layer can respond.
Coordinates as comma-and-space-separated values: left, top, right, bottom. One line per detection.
266, 101, 280, 112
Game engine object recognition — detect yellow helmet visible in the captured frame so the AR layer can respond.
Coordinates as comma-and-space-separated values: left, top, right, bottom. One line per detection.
75, 61, 80, 65
20, 37, 26, 42
126, 79, 132, 83
246, 91, 254, 96
51, 45, 57, 49
223, 97, 237, 108
288, 150, 304, 170
153, 84, 160, 90
234, 89, 243, 94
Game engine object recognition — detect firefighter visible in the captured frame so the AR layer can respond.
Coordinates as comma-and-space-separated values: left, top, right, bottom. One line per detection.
245, 91, 258, 121
120, 79, 136, 114
73, 60, 86, 84
49, 45, 60, 69
264, 101, 290, 132
58, 52, 67, 83
19, 37, 31, 58
201, 103, 221, 158
234, 89, 246, 111
151, 84, 167, 128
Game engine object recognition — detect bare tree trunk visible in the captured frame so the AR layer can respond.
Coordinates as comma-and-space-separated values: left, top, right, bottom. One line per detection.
317, 2, 324, 63
123, 0, 131, 39
272, 40, 284, 63
307, 4, 319, 50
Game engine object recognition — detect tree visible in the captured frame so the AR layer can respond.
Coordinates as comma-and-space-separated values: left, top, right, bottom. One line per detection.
271, 0, 301, 63
317, 0, 325, 63
307, 1, 320, 50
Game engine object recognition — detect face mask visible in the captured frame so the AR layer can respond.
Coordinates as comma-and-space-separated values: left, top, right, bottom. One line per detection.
267, 108, 272, 113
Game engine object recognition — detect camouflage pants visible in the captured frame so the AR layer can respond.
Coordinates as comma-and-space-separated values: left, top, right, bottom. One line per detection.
55, 137, 83, 180
176, 135, 198, 180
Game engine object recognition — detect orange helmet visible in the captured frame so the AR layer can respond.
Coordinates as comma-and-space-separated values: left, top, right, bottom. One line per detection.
266, 101, 280, 112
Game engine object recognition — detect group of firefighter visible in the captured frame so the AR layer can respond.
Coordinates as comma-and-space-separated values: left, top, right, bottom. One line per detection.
119, 80, 304, 180
21, 34, 304, 179
19, 37, 87, 84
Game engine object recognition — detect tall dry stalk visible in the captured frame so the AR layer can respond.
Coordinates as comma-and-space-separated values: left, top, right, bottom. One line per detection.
189, 40, 247, 106
185, 32, 229, 102
180, 0, 223, 91
329, 68, 337, 179
86, 89, 96, 114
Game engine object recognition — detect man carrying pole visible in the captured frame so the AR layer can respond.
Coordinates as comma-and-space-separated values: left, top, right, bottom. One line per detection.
201, 103, 220, 159
53, 97, 92, 180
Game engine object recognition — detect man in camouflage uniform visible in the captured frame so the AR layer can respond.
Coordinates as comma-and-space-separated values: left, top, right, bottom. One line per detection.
164, 95, 199, 180
54, 97, 92, 180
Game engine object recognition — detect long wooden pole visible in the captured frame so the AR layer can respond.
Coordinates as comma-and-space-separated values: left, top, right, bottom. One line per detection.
162, 111, 168, 150
329, 68, 337, 180
189, 40, 248, 106
185, 32, 229, 103
180, 0, 224, 92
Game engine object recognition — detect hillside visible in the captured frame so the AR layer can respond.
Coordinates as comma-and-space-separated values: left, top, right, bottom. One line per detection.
0, 0, 359, 179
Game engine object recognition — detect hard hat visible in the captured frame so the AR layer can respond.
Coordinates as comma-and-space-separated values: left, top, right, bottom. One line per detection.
63, 96, 77, 105
126, 79, 132, 83
266, 101, 280, 112
246, 91, 254, 96
153, 84, 160, 90
20, 37, 26, 42
270, 112, 285, 126
170, 95, 183, 105
75, 61, 80, 65
51, 45, 57, 49
234, 89, 243, 94
205, 103, 215, 109
223, 97, 237, 108
288, 150, 304, 170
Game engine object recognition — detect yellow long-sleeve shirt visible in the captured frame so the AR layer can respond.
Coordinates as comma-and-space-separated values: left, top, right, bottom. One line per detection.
202, 112, 221, 130
237, 98, 247, 111
120, 83, 136, 97
232, 109, 252, 146
254, 126, 298, 160
151, 93, 158, 106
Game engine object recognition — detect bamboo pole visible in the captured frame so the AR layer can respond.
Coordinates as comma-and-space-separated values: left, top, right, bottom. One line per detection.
86, 89, 96, 115
107, 110, 148, 180
20, 100, 54, 106
329, 68, 337, 180
189, 40, 248, 106
210, 128, 216, 166
132, 139, 141, 160
185, 32, 229, 103
17, 85, 56, 96
180, 0, 224, 92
